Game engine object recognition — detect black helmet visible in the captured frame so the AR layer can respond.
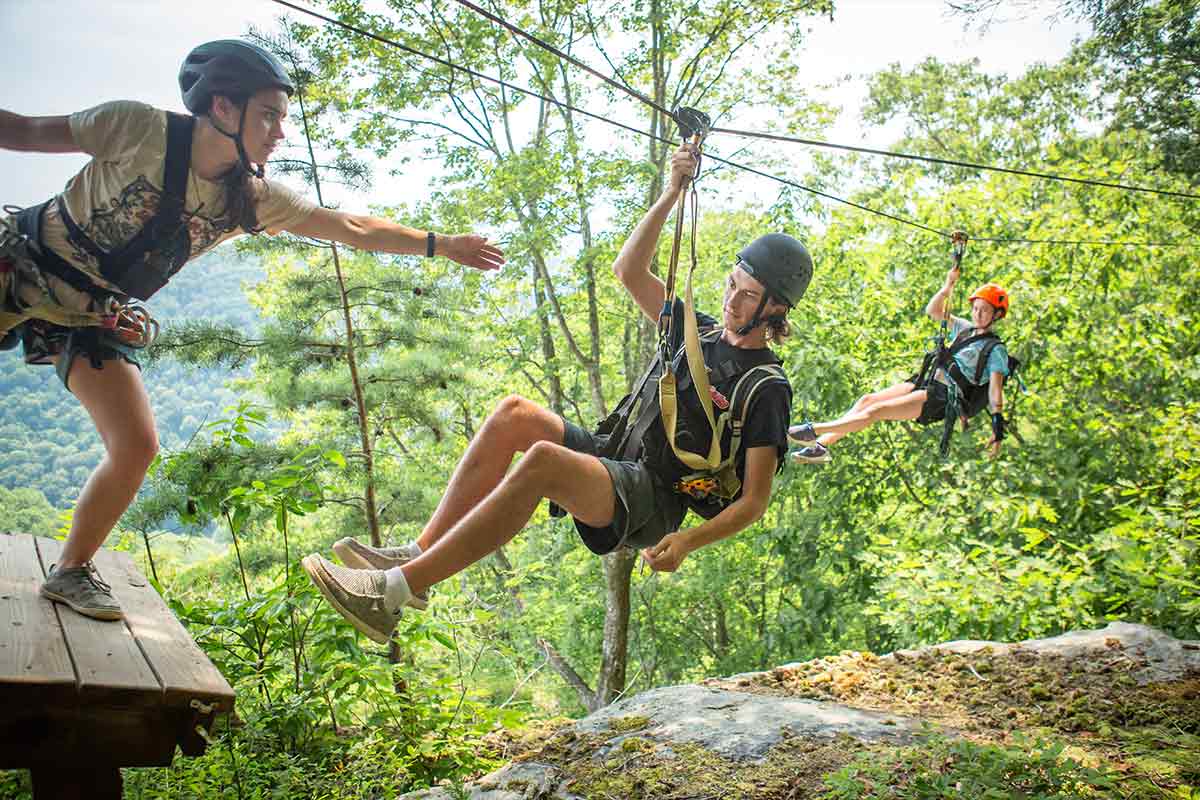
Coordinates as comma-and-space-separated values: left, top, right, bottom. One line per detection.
736, 233, 813, 307
179, 40, 295, 114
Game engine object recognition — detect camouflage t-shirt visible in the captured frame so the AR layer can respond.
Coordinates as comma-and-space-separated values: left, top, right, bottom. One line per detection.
38, 100, 315, 296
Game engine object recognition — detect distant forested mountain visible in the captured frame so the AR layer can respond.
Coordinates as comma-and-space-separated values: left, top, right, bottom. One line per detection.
0, 247, 262, 508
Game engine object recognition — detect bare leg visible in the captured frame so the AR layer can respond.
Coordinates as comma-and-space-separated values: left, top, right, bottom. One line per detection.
56, 358, 158, 569
403, 442, 615, 595
811, 388, 927, 444
818, 381, 916, 447
415, 395, 565, 552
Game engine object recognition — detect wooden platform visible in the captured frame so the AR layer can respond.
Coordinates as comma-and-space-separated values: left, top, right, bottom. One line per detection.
0, 533, 235, 796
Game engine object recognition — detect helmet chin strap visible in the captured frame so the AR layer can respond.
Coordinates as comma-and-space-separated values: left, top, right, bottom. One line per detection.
735, 294, 770, 336
211, 103, 265, 179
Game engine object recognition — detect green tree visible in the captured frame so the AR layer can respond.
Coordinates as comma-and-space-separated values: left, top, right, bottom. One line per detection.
950, 0, 1200, 179
0, 485, 58, 535
269, 0, 834, 709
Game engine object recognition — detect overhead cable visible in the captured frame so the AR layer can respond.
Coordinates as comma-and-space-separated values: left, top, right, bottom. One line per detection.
710, 126, 1200, 202
447, 0, 1200, 202
266, 0, 1193, 249
448, 0, 674, 119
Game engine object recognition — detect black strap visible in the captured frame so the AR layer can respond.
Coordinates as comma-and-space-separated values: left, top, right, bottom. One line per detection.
675, 327, 781, 392
946, 329, 999, 359
973, 339, 1002, 384
706, 352, 779, 385
915, 329, 1000, 388
55, 112, 194, 299
12, 201, 111, 301
618, 359, 667, 460
727, 369, 791, 452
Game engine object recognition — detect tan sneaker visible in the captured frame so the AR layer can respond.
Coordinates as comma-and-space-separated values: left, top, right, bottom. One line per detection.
301, 554, 407, 645
332, 538, 429, 610
40, 562, 123, 621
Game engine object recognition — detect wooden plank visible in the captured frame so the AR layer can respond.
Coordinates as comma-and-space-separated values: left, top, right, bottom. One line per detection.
1, 704, 179, 768
33, 538, 161, 704
0, 533, 77, 704
31, 767, 123, 800
90, 547, 234, 710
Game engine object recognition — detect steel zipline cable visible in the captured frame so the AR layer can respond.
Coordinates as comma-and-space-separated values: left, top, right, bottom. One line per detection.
448, 0, 675, 119
708, 126, 1200, 202
443, 0, 1200, 203
266, 0, 946, 236
266, 0, 1195, 249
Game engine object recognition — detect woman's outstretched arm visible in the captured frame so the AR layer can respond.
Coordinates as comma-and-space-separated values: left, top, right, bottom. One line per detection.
0, 110, 79, 153
286, 207, 505, 272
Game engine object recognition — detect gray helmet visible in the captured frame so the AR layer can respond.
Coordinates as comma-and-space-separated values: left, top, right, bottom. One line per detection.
736, 233, 814, 307
179, 40, 295, 114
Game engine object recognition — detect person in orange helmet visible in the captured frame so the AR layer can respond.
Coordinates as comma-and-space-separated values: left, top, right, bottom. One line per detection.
789, 264, 1012, 461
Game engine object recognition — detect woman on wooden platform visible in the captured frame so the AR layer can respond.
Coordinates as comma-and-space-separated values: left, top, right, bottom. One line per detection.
0, 40, 503, 620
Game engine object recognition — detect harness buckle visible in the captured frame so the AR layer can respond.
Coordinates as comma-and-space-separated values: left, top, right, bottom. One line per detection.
673, 476, 718, 499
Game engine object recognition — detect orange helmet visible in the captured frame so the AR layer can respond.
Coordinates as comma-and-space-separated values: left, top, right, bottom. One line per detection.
968, 283, 1009, 318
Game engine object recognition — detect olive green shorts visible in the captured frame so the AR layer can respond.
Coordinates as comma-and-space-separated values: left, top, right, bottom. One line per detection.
560, 418, 687, 554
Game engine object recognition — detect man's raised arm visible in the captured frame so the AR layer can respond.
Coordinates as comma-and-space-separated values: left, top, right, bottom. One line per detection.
612, 146, 697, 322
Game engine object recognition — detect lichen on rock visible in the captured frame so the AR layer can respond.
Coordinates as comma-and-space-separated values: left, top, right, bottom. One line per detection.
401, 622, 1199, 799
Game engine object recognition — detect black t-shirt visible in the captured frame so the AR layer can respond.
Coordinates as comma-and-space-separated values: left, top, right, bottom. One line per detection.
639, 300, 792, 486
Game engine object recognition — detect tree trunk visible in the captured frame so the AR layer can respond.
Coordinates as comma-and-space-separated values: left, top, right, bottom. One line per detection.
294, 80, 381, 547
532, 262, 564, 415
594, 547, 637, 707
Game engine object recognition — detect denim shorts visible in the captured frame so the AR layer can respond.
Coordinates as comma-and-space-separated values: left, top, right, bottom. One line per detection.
16, 319, 140, 393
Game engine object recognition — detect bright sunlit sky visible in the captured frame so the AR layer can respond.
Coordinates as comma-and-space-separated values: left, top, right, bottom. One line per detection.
0, 0, 1089, 215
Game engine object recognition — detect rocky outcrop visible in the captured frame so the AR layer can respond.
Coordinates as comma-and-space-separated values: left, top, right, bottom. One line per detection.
402, 622, 1200, 799
902, 620, 1200, 685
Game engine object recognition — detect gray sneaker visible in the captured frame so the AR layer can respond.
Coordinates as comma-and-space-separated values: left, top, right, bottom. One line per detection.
792, 443, 832, 464
302, 554, 407, 645
40, 562, 123, 621
332, 538, 429, 610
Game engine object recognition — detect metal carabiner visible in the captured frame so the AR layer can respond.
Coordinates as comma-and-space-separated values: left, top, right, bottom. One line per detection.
950, 230, 968, 267
106, 300, 160, 348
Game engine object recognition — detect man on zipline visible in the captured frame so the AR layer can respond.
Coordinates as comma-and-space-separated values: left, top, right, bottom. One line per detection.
303, 145, 813, 644
1, 39, 503, 621
790, 264, 1010, 463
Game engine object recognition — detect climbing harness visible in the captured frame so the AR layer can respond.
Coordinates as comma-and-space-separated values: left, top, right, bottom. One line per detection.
669, 335, 790, 517
572, 326, 788, 524
1, 209, 161, 353
909, 234, 1025, 455
0, 108, 198, 351
656, 106, 731, 476
63, 112, 195, 301
653, 107, 797, 509
549, 107, 789, 530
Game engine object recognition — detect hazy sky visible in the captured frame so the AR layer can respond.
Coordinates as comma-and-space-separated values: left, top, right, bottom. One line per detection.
0, 0, 1088, 211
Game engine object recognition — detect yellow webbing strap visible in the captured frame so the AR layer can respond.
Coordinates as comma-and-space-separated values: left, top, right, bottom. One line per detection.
659, 258, 724, 472
676, 363, 788, 501
657, 128, 726, 472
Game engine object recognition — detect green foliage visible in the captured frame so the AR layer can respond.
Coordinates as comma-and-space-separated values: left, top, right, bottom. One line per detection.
823, 734, 1116, 799
5, 4, 1200, 797
0, 485, 58, 534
